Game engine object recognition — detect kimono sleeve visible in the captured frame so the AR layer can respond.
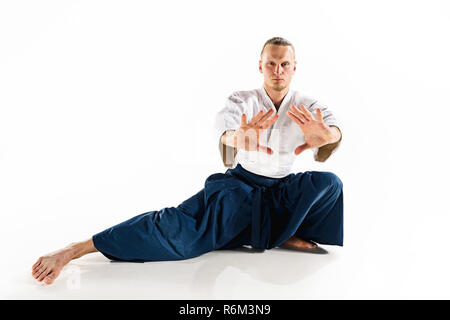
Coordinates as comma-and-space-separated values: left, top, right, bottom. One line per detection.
307, 100, 339, 128
214, 93, 248, 166
214, 93, 246, 145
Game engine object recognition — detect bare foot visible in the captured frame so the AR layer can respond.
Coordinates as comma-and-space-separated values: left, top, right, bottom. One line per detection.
32, 239, 97, 285
279, 235, 318, 251
31, 246, 75, 284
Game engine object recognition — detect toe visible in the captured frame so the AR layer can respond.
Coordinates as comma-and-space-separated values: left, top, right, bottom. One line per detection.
308, 241, 318, 249
38, 268, 51, 282
32, 266, 44, 278
32, 258, 43, 270
43, 272, 57, 285
35, 266, 48, 281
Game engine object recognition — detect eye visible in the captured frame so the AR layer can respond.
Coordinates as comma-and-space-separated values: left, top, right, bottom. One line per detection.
282, 62, 289, 67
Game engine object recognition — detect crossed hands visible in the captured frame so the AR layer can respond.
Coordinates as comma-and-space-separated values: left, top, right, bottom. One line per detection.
235, 105, 340, 155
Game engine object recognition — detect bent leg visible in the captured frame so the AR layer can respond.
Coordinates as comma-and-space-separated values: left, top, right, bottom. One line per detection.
274, 171, 344, 247
294, 172, 344, 246
296, 172, 344, 246
279, 236, 318, 250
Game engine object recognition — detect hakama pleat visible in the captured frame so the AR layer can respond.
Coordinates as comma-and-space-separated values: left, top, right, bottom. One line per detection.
93, 164, 343, 262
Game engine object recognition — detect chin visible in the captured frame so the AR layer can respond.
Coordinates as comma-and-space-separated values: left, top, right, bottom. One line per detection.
270, 84, 287, 92
266, 80, 289, 92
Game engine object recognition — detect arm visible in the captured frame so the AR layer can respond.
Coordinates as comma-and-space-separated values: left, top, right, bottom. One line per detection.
287, 105, 342, 159
218, 110, 279, 167
314, 125, 342, 162
219, 130, 238, 167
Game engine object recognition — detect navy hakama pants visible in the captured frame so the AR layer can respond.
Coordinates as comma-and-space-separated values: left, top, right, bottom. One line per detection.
92, 164, 344, 262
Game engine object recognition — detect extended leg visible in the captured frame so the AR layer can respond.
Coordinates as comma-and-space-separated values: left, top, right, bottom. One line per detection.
31, 238, 97, 284
31, 172, 258, 283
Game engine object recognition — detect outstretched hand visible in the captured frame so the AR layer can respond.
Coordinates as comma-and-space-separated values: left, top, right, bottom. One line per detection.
234, 109, 279, 154
287, 104, 340, 155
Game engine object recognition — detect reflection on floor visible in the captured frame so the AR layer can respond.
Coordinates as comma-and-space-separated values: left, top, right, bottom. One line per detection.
8, 245, 342, 299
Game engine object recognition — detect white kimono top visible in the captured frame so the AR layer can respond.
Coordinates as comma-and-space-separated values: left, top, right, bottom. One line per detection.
214, 86, 340, 178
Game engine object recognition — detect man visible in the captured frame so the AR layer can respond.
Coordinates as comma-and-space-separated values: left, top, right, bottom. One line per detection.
31, 37, 343, 285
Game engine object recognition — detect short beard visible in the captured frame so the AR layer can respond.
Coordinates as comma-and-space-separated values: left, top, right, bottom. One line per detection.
269, 83, 286, 92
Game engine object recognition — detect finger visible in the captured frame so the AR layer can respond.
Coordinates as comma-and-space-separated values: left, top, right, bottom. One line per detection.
255, 109, 274, 126
293, 108, 310, 123
260, 114, 279, 129
241, 113, 247, 127
299, 105, 313, 120
289, 105, 309, 122
287, 110, 305, 126
287, 110, 304, 124
315, 108, 323, 123
249, 110, 265, 125
294, 143, 310, 155
257, 144, 273, 155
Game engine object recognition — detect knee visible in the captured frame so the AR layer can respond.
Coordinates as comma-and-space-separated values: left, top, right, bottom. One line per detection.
311, 171, 343, 192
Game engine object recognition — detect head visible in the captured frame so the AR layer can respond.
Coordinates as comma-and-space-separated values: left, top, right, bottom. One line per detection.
259, 37, 297, 92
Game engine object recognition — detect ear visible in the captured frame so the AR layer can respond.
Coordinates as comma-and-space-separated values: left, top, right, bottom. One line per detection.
259, 60, 262, 73
293, 60, 297, 72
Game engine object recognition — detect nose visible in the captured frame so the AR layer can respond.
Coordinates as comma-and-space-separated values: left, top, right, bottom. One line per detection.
275, 65, 283, 75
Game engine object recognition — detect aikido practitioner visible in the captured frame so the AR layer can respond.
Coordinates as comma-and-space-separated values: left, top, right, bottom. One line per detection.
32, 37, 343, 285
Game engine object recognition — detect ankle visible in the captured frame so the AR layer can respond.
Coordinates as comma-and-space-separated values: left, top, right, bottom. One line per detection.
62, 243, 80, 260
67, 239, 96, 260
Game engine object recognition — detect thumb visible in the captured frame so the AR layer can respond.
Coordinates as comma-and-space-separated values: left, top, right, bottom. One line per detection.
294, 143, 310, 155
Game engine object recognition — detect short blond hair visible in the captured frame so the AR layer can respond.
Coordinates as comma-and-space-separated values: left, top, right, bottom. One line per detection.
260, 37, 295, 58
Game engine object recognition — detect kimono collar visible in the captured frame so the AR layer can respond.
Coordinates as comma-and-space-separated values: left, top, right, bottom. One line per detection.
259, 85, 293, 113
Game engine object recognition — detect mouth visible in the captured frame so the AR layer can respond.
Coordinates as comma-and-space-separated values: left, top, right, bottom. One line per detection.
273, 79, 284, 81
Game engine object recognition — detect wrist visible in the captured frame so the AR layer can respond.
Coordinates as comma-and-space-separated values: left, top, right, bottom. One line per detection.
329, 126, 342, 144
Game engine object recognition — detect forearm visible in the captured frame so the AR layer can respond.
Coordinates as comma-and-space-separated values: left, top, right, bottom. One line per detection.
220, 130, 237, 148
219, 130, 237, 167
315, 126, 342, 162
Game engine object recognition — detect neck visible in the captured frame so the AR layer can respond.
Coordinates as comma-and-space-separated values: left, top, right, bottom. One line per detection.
263, 84, 290, 110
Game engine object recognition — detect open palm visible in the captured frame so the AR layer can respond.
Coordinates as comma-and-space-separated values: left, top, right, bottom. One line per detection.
235, 109, 279, 154
287, 104, 337, 155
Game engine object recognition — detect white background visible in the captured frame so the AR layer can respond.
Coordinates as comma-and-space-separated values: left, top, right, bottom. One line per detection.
1, 0, 450, 299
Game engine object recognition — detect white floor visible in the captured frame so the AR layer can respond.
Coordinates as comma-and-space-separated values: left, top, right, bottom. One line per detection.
2, 150, 450, 300
2, 154, 450, 299
3, 209, 450, 300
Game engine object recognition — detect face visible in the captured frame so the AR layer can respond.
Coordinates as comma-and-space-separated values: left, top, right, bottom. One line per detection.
259, 45, 297, 92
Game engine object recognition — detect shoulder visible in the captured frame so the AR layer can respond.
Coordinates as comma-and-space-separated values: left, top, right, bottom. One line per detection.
290, 89, 319, 107
227, 88, 261, 104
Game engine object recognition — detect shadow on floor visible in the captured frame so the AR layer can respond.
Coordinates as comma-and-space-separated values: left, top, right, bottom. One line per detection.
189, 245, 336, 298
22, 245, 338, 299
